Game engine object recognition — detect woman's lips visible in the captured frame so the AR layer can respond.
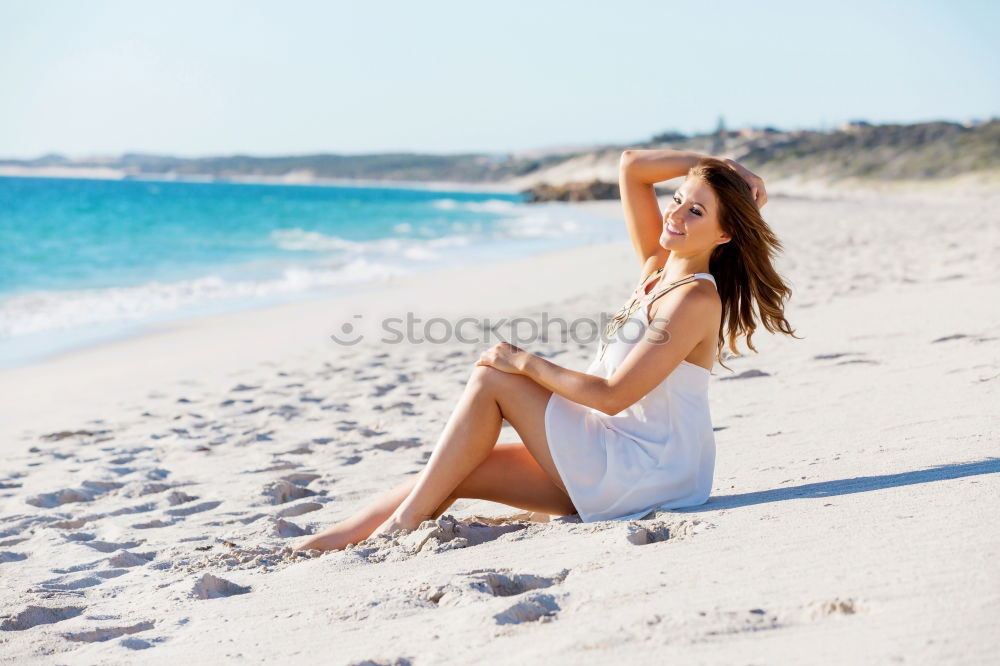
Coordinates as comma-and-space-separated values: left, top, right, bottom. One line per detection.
665, 222, 686, 236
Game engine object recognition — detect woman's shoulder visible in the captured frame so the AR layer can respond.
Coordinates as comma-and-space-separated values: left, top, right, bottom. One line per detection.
646, 276, 721, 323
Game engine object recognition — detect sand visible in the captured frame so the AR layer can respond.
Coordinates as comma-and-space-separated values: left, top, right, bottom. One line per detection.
1, 187, 998, 665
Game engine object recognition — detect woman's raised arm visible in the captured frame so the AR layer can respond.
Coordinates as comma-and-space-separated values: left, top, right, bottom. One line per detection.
618, 149, 768, 265
618, 149, 708, 265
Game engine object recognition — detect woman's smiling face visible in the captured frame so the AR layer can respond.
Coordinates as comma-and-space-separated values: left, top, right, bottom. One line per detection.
659, 176, 731, 254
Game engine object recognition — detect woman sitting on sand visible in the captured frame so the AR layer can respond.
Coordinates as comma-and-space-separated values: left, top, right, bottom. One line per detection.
295, 149, 797, 551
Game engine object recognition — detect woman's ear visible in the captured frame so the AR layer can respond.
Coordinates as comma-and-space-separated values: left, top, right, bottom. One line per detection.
716, 232, 732, 245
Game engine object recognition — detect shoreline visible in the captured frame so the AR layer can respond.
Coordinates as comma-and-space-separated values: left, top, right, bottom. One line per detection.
0, 197, 625, 373
0, 167, 523, 194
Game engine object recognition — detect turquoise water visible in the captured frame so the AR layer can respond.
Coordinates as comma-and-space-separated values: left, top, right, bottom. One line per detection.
0, 176, 616, 366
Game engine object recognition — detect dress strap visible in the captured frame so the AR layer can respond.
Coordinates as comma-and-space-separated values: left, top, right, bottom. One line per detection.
692, 272, 717, 289
642, 273, 716, 308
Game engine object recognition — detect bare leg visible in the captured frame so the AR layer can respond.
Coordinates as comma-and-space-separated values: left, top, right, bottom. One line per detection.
372, 366, 568, 537
293, 469, 457, 551
446, 441, 576, 515
296, 366, 571, 550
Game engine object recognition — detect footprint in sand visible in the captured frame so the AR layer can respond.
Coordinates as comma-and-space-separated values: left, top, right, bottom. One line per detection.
132, 519, 173, 529
372, 438, 422, 452
120, 637, 155, 650
191, 573, 251, 599
269, 405, 302, 421
624, 522, 673, 545
276, 501, 323, 518
243, 461, 302, 474
260, 480, 318, 505
61, 620, 155, 643
493, 593, 561, 625
624, 518, 716, 545
0, 605, 85, 631
373, 401, 419, 416
273, 518, 306, 538
166, 490, 198, 505
78, 539, 144, 553
719, 369, 771, 381
39, 429, 109, 442
108, 551, 156, 567
38, 568, 129, 591
135, 482, 174, 496
414, 568, 568, 625
165, 500, 222, 517
26, 480, 124, 508
416, 569, 569, 608
283, 473, 320, 485
107, 501, 157, 517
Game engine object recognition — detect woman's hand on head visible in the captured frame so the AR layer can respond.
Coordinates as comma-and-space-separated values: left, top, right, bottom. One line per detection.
475, 342, 529, 375
724, 158, 768, 208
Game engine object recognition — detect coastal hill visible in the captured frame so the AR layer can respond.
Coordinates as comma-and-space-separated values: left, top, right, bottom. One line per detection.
1, 119, 997, 198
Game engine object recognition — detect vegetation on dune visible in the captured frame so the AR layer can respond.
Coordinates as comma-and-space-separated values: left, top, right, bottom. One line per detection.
2, 119, 996, 189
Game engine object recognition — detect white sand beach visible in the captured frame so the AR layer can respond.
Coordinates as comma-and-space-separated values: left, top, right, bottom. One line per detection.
1, 187, 999, 664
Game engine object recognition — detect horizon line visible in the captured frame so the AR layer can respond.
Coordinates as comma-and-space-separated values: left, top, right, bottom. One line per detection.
3, 115, 995, 163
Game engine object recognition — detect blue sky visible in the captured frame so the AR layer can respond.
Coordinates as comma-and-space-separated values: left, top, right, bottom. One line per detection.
1, 0, 996, 158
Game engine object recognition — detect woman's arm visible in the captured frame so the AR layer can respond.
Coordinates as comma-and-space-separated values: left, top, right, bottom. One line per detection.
621, 149, 709, 185
476, 286, 714, 416
619, 152, 768, 265
520, 354, 618, 415
619, 149, 709, 264
476, 342, 617, 414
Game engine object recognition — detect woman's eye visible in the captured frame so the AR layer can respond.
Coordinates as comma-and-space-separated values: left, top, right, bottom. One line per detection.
690, 207, 702, 216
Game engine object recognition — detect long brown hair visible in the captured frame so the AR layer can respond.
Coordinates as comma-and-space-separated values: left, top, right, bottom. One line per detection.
688, 157, 799, 370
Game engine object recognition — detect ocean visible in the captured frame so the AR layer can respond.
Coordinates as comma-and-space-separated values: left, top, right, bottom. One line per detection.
0, 176, 617, 367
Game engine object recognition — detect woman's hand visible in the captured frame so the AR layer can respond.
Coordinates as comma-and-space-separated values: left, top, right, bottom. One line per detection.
475, 342, 529, 375
724, 158, 768, 208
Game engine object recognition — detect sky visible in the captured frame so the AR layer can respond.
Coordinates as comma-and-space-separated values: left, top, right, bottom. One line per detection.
0, 0, 997, 158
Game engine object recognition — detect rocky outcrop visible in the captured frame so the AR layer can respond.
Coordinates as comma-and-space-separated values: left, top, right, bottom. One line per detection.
520, 179, 620, 203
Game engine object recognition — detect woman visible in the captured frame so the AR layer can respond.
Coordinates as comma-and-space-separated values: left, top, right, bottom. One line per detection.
294, 149, 797, 551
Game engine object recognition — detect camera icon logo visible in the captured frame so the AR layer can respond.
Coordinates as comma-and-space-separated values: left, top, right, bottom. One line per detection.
329, 314, 363, 345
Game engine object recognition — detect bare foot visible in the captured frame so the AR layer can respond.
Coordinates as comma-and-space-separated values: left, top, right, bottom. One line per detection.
370, 511, 430, 540
292, 523, 366, 552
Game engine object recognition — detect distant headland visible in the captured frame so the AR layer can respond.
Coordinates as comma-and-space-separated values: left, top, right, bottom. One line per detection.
1, 118, 997, 200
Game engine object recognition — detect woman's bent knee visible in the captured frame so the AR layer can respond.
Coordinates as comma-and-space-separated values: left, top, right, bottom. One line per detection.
468, 365, 504, 389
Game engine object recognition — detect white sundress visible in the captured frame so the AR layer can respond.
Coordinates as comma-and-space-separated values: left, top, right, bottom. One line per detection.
543, 268, 718, 522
